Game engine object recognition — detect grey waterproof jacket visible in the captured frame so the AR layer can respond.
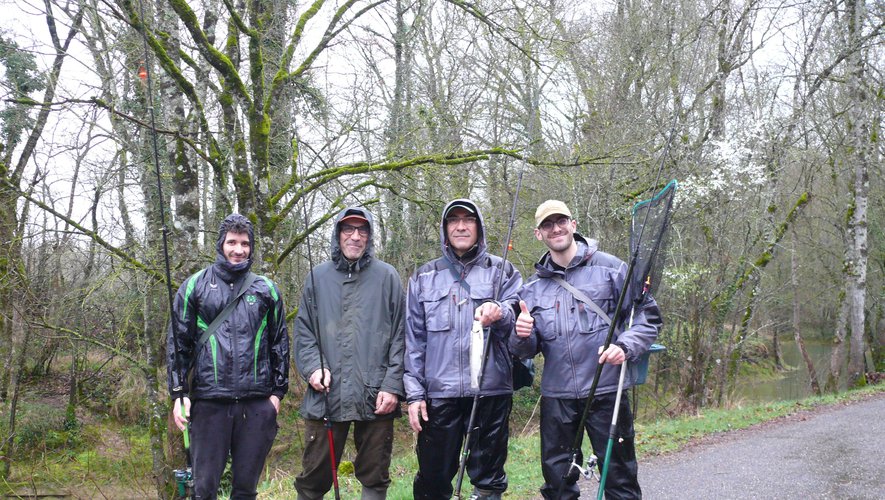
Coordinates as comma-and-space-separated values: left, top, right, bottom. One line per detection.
295, 207, 406, 421
510, 234, 662, 398
167, 214, 289, 401
404, 199, 522, 402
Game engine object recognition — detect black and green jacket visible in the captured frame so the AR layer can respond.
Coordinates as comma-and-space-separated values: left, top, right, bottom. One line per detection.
167, 215, 289, 401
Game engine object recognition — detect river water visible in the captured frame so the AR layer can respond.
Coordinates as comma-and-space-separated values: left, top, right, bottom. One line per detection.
730, 337, 835, 403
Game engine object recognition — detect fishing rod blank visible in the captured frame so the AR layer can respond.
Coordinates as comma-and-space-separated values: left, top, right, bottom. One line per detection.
302, 198, 341, 500
453, 164, 526, 499
134, 0, 194, 497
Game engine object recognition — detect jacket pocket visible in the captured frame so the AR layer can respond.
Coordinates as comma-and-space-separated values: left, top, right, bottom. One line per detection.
193, 332, 222, 388
573, 283, 614, 332
468, 282, 495, 305
532, 294, 559, 341
421, 287, 452, 332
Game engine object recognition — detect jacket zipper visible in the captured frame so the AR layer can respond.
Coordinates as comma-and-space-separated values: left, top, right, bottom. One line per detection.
561, 282, 579, 398
453, 290, 462, 396
229, 281, 239, 396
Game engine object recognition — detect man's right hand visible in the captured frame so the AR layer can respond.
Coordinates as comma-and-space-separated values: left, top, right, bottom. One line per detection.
309, 368, 332, 392
172, 396, 191, 431
515, 300, 534, 338
408, 400, 428, 433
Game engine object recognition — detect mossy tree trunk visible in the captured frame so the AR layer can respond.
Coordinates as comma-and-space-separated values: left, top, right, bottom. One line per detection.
843, 0, 871, 388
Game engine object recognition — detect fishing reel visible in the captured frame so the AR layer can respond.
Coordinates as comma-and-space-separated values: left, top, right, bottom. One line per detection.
173, 467, 193, 498
571, 454, 598, 482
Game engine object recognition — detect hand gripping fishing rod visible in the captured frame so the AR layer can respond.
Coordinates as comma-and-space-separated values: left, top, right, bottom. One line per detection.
453, 161, 526, 499
134, 1, 194, 497
595, 181, 676, 499
557, 152, 679, 499
302, 201, 341, 500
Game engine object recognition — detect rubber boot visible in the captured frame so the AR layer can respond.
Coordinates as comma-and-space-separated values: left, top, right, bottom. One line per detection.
361, 486, 387, 500
470, 487, 503, 500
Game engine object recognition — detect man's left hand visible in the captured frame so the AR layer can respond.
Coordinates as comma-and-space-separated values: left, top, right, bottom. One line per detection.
374, 391, 398, 415
269, 395, 280, 414
474, 301, 503, 327
598, 344, 626, 365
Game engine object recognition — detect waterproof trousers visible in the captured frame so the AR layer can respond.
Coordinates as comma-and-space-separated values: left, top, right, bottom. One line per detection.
294, 418, 394, 500
539, 394, 640, 500
190, 398, 279, 500
413, 395, 512, 500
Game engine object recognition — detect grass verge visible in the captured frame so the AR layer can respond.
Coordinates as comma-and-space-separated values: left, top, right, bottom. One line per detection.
4, 384, 882, 498
257, 384, 884, 499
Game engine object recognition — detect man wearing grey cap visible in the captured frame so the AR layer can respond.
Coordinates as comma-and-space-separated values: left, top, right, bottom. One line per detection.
511, 200, 662, 499
404, 199, 522, 500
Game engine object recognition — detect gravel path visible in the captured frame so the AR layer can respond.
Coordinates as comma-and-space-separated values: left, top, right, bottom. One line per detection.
630, 393, 885, 499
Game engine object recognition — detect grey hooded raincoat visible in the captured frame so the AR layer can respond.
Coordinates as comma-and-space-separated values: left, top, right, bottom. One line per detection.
403, 199, 522, 402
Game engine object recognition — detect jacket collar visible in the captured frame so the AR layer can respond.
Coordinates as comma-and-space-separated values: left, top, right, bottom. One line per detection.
535, 233, 597, 278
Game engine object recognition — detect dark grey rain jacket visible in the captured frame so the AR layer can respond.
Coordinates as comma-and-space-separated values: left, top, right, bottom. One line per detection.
404, 199, 522, 402
294, 207, 406, 421
167, 214, 290, 401
509, 234, 662, 398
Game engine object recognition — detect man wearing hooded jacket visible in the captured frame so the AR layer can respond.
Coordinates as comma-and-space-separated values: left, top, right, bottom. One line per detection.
404, 199, 522, 500
294, 207, 406, 500
511, 200, 662, 500
167, 213, 289, 500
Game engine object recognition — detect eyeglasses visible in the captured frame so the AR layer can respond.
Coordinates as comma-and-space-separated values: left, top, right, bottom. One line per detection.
539, 216, 571, 232
340, 224, 369, 237
445, 216, 477, 226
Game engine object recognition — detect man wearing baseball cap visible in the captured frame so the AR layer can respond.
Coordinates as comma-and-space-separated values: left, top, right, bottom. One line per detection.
294, 207, 406, 499
511, 200, 662, 499
404, 199, 522, 499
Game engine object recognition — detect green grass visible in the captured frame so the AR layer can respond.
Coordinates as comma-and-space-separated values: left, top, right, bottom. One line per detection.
634, 384, 882, 457
5, 384, 882, 498
250, 384, 884, 499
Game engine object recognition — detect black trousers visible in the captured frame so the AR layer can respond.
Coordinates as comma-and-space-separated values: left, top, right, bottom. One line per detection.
294, 418, 394, 500
539, 394, 640, 500
190, 398, 279, 500
413, 395, 512, 499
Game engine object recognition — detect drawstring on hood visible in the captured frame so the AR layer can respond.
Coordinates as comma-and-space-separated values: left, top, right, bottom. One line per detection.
214, 213, 255, 282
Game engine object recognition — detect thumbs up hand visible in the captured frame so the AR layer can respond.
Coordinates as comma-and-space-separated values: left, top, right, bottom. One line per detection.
515, 300, 534, 338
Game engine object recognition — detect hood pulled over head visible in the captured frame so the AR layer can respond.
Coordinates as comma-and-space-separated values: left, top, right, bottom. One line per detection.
439, 198, 487, 263
331, 206, 375, 271
214, 213, 255, 278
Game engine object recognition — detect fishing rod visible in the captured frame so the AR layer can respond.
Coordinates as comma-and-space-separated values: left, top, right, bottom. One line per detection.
301, 193, 341, 500
453, 158, 526, 499
133, 1, 193, 498
558, 140, 680, 499
596, 181, 676, 499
